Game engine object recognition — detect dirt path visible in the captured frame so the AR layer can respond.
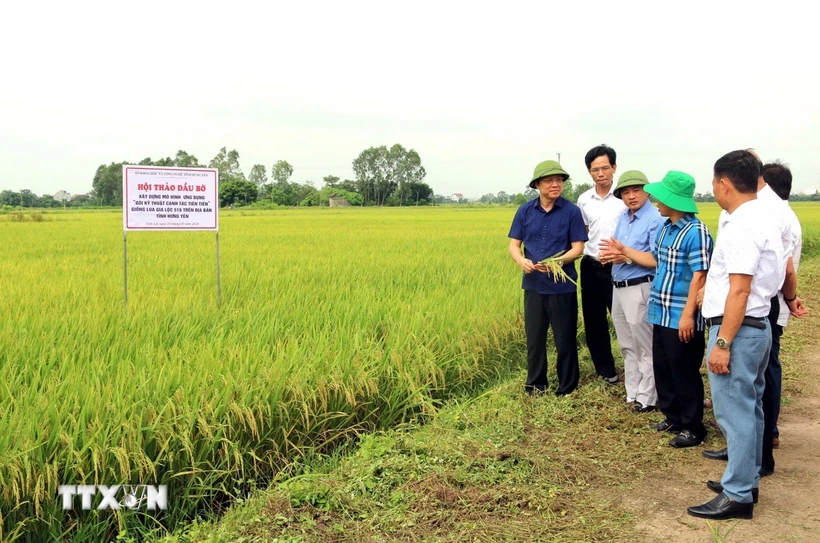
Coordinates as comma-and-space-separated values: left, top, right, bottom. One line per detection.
625, 334, 820, 542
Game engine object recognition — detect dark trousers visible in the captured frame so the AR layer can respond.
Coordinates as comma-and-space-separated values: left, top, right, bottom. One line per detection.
523, 290, 580, 395
762, 297, 783, 472
580, 256, 616, 379
652, 324, 707, 437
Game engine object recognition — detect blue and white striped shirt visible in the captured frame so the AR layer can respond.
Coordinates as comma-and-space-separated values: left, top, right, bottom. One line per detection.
647, 214, 713, 330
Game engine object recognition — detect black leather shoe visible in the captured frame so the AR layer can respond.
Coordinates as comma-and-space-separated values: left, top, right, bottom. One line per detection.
707, 480, 758, 504
669, 429, 704, 448
650, 419, 682, 433
759, 467, 774, 477
633, 402, 656, 413
702, 447, 728, 461
687, 492, 753, 520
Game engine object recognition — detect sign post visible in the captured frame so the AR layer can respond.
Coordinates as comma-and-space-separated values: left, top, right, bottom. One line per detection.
122, 166, 220, 307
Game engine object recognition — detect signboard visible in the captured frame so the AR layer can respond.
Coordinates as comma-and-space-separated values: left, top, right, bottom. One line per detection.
123, 166, 218, 230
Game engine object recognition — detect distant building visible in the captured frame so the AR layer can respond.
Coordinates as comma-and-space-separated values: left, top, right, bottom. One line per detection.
53, 190, 72, 202
328, 194, 351, 207
450, 193, 464, 202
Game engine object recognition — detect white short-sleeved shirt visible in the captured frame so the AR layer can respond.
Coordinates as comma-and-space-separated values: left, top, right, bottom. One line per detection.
576, 185, 626, 260
776, 206, 803, 327
718, 184, 792, 256
703, 199, 785, 319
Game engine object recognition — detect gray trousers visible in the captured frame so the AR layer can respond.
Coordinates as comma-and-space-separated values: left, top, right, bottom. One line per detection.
612, 282, 657, 406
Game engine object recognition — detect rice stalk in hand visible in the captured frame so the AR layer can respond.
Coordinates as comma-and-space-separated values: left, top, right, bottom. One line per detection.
539, 250, 579, 288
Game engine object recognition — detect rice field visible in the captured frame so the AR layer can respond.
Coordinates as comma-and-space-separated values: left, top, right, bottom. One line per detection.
1, 202, 818, 541
0, 206, 527, 541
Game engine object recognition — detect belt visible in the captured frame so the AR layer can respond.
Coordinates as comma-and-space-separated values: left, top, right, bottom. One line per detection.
583, 255, 611, 268
705, 316, 767, 330
612, 275, 653, 289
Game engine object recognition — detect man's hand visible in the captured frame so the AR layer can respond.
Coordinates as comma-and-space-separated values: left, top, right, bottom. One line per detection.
599, 237, 627, 265
678, 315, 695, 343
787, 296, 809, 318
708, 347, 730, 375
518, 258, 539, 274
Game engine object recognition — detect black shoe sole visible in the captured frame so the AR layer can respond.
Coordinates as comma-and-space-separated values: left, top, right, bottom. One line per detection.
687, 508, 753, 520
669, 438, 704, 448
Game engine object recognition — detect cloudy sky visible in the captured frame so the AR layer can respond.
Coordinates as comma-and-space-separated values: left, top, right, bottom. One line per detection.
2, 0, 817, 198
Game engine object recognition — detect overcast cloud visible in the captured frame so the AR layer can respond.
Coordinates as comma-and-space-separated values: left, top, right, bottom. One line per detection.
2, 0, 817, 198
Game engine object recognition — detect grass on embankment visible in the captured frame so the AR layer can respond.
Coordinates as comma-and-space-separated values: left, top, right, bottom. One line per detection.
160, 257, 820, 543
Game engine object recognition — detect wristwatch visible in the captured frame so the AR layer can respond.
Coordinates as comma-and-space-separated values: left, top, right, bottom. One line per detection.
715, 337, 730, 350
625, 257, 633, 265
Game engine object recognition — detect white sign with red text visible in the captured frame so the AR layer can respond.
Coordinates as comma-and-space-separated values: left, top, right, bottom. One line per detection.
123, 166, 218, 231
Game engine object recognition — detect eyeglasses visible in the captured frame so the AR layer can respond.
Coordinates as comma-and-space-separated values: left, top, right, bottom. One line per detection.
589, 166, 613, 174
538, 176, 565, 185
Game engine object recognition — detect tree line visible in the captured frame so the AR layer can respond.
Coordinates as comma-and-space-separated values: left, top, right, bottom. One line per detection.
0, 144, 438, 210
6, 155, 818, 209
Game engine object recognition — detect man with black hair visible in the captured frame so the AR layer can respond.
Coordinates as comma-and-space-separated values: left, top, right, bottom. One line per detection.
758, 161, 807, 472
702, 156, 804, 471
687, 150, 784, 520
576, 145, 626, 387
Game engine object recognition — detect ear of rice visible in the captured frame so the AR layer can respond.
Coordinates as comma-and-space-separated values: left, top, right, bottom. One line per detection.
538, 250, 579, 288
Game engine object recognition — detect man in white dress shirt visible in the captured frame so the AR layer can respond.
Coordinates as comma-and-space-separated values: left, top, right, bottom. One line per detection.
688, 150, 784, 520
759, 161, 807, 473
576, 144, 627, 385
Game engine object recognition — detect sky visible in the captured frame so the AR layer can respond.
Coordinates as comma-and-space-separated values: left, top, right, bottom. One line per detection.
2, 0, 818, 199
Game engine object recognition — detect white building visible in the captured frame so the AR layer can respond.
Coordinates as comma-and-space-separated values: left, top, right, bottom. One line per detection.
53, 190, 72, 202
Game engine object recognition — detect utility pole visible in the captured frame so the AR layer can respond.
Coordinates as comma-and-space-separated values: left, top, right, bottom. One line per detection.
556, 152, 561, 164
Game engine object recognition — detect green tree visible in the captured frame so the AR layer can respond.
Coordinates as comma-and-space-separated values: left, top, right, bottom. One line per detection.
173, 150, 202, 168
219, 179, 258, 207
70, 194, 92, 207
92, 162, 126, 206
524, 188, 538, 200
0, 190, 20, 206
352, 144, 427, 206
513, 193, 528, 205
352, 146, 386, 205
322, 175, 340, 188
38, 194, 58, 208
209, 147, 245, 184
388, 144, 427, 206
248, 164, 268, 190
300, 187, 363, 206
271, 160, 294, 187
404, 181, 433, 205
570, 182, 592, 203
561, 179, 575, 201
338, 179, 358, 193
295, 182, 317, 205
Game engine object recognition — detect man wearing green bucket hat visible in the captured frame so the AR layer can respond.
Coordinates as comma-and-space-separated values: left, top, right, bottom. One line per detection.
599, 170, 664, 413
509, 160, 588, 396
642, 171, 714, 449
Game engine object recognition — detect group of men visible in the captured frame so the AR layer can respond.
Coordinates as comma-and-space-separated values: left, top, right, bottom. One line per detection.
507, 145, 806, 520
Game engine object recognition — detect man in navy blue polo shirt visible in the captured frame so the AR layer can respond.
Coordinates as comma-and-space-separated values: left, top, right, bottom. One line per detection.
508, 160, 588, 396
